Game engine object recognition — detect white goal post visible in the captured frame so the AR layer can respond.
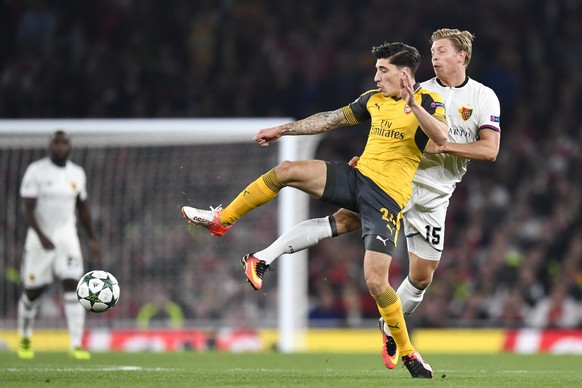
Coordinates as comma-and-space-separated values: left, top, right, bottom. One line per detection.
0, 118, 321, 353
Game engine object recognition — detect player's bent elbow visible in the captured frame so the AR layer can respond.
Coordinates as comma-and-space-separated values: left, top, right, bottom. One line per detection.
474, 152, 497, 162
432, 125, 449, 146
486, 149, 499, 162
429, 132, 448, 147
433, 136, 448, 147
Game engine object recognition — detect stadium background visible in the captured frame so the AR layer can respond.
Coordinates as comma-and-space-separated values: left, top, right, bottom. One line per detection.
1, 0, 581, 351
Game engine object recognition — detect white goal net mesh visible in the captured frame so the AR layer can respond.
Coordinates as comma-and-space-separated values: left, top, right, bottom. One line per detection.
1, 119, 312, 334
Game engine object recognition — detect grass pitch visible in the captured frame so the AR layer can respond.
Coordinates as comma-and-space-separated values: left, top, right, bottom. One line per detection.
1, 351, 580, 387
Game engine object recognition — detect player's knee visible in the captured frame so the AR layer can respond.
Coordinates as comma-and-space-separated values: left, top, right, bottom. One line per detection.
408, 254, 439, 290
365, 274, 386, 296
24, 287, 45, 302
61, 278, 78, 292
332, 211, 361, 235
409, 273, 433, 290
274, 160, 295, 184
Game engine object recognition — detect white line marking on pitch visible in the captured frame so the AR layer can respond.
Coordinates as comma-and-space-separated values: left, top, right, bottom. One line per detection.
3, 366, 176, 372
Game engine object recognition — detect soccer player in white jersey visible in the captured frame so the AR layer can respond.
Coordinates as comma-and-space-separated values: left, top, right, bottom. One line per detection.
239, 28, 501, 368
17, 130, 100, 360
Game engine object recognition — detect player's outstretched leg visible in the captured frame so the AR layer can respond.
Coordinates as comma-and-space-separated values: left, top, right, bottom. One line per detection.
378, 317, 398, 369
240, 254, 270, 290
182, 205, 231, 236
401, 350, 434, 378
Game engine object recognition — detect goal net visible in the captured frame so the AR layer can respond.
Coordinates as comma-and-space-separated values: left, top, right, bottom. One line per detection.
0, 119, 320, 352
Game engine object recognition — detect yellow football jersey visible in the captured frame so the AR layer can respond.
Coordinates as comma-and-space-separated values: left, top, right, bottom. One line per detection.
342, 84, 447, 207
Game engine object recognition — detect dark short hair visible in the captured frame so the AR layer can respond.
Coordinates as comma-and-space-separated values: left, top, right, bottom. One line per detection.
371, 42, 421, 75
50, 129, 71, 144
53, 129, 67, 138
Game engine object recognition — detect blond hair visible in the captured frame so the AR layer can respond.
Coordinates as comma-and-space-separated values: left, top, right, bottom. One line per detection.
430, 28, 475, 66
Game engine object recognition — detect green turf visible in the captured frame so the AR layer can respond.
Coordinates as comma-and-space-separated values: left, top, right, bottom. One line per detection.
1, 352, 580, 387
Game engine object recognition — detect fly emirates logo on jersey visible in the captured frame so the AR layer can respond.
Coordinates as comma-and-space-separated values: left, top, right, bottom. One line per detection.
370, 120, 404, 140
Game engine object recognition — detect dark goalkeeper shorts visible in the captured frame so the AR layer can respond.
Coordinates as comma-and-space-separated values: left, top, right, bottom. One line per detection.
320, 161, 401, 247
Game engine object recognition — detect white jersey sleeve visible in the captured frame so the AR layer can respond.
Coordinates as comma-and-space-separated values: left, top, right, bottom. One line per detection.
476, 86, 501, 133
412, 77, 501, 208
20, 161, 41, 199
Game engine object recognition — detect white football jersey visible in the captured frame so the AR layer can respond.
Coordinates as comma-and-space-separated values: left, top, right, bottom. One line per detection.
20, 157, 87, 235
413, 77, 501, 206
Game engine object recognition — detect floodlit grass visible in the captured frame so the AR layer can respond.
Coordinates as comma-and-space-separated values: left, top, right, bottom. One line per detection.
1, 351, 581, 387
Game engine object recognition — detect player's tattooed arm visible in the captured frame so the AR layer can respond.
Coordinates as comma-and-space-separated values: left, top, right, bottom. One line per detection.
254, 108, 349, 146
282, 108, 349, 135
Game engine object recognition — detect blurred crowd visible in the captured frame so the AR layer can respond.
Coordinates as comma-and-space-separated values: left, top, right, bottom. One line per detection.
1, 0, 582, 330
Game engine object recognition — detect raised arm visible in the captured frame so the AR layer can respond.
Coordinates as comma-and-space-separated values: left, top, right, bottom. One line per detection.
253, 108, 349, 147
400, 69, 448, 146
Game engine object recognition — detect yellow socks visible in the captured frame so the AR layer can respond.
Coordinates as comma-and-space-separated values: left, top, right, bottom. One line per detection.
374, 285, 415, 356
220, 168, 284, 225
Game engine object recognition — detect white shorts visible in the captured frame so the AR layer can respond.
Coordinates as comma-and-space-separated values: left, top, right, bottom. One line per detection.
21, 228, 84, 288
402, 183, 450, 261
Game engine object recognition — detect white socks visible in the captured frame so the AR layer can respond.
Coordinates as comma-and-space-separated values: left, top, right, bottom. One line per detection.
17, 293, 41, 339
64, 291, 86, 349
397, 276, 426, 316
254, 217, 333, 265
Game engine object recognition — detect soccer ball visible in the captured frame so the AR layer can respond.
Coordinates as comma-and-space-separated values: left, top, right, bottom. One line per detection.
76, 270, 120, 313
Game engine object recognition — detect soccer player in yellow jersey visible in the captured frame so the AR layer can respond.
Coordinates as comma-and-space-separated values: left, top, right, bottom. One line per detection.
182, 42, 448, 378
236, 29, 501, 372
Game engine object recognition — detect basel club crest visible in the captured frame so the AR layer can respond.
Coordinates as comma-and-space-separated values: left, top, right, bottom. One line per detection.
459, 106, 473, 121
